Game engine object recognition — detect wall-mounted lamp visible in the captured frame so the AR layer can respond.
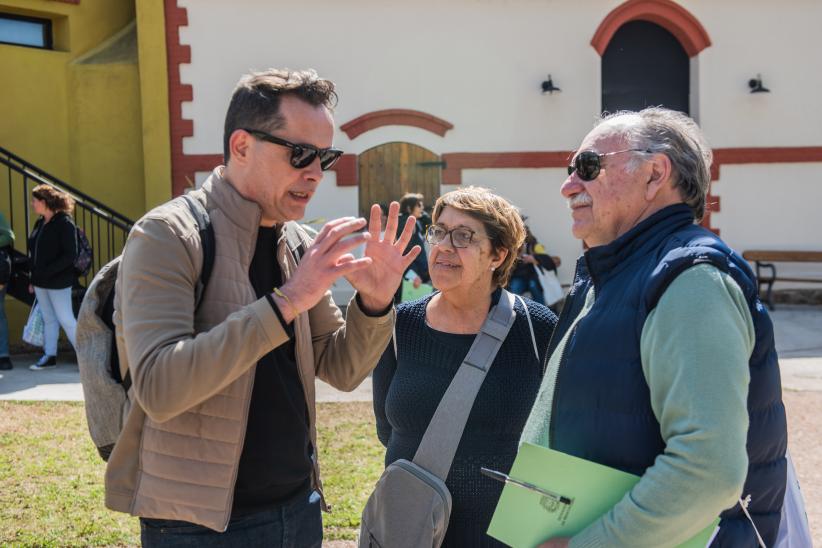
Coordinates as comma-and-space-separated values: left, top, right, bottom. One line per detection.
541, 74, 561, 94
748, 74, 770, 93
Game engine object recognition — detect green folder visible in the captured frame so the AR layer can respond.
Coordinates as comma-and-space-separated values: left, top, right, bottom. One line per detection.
401, 280, 434, 302
487, 443, 720, 547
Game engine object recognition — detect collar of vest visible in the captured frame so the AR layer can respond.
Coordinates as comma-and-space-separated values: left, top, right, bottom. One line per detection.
582, 203, 695, 287
200, 166, 264, 236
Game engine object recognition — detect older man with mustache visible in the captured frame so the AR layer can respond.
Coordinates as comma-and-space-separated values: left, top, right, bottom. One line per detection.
522, 108, 787, 547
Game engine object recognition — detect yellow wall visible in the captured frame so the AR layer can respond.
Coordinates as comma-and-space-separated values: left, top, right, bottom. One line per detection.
0, 0, 136, 179
69, 23, 145, 220
136, 0, 173, 208
0, 0, 172, 344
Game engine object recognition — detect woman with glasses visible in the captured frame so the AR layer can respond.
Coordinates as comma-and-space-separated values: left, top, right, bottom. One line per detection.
27, 184, 79, 370
371, 186, 557, 546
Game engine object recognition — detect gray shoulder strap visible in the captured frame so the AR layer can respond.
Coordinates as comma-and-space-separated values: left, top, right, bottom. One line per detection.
412, 289, 517, 480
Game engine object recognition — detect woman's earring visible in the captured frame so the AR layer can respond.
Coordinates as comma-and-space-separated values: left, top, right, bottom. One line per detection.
490, 265, 496, 272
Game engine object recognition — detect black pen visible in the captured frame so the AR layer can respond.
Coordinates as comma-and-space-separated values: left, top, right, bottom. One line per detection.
480, 467, 573, 505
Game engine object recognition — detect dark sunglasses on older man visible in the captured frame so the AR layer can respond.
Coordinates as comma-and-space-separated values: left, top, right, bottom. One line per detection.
243, 128, 344, 171
567, 148, 650, 181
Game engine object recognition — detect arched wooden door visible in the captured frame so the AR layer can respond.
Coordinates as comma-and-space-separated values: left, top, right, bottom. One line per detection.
602, 20, 690, 114
358, 142, 442, 217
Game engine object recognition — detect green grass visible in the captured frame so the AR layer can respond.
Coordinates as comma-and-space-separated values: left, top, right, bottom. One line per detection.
0, 401, 384, 546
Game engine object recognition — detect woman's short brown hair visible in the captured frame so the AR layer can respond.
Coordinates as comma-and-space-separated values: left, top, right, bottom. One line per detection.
32, 184, 75, 215
431, 186, 526, 287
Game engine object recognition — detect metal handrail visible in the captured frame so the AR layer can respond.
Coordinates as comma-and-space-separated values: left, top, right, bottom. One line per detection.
0, 146, 136, 289
0, 146, 134, 226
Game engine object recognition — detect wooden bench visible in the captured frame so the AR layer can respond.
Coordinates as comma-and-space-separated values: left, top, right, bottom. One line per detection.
742, 250, 822, 310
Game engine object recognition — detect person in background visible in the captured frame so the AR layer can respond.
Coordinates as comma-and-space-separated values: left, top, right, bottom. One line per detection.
395, 192, 429, 302
507, 224, 558, 306
0, 211, 14, 370
373, 187, 557, 546
27, 184, 78, 371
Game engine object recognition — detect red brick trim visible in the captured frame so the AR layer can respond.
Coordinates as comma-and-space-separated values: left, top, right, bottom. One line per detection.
591, 0, 711, 58
330, 154, 358, 186
340, 109, 454, 140
441, 151, 571, 185
703, 147, 822, 233
164, 0, 196, 196
439, 147, 822, 233
166, 152, 359, 189
713, 147, 822, 165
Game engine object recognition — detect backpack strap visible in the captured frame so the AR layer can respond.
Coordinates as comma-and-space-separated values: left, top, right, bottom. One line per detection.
121, 194, 215, 394
412, 289, 517, 480
180, 194, 216, 309
283, 221, 309, 262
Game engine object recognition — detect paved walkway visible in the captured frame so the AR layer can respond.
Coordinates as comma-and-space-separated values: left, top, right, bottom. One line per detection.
1, 305, 821, 401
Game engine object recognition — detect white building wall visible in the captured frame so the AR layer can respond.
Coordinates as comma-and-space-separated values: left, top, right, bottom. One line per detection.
175, 0, 822, 286
712, 163, 822, 282
686, 0, 822, 147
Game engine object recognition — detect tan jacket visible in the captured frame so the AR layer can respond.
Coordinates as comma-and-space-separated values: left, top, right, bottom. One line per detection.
105, 167, 394, 531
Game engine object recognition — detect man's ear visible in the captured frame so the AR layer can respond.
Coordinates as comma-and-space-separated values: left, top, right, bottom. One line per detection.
227, 129, 253, 167
644, 153, 674, 201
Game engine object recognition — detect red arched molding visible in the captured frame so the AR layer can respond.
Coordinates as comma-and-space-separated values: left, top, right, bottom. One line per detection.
340, 109, 453, 140
591, 0, 711, 58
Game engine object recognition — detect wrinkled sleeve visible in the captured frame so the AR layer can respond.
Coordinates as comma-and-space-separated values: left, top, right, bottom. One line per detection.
117, 217, 290, 423
309, 289, 395, 392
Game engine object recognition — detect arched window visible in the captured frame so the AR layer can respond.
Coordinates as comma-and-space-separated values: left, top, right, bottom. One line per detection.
601, 20, 689, 114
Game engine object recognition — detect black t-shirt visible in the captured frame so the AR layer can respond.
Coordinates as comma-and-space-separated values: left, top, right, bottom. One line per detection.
232, 226, 312, 515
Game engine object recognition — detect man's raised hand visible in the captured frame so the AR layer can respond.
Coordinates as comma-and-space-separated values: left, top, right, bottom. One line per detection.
346, 202, 421, 313
273, 216, 373, 322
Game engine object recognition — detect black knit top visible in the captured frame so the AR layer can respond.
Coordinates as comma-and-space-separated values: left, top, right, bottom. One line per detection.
372, 289, 556, 547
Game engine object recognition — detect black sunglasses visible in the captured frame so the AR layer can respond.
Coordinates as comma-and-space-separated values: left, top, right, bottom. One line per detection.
243, 128, 344, 171
567, 148, 650, 181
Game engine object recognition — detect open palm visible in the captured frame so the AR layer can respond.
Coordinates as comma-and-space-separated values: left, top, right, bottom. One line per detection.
346, 202, 421, 311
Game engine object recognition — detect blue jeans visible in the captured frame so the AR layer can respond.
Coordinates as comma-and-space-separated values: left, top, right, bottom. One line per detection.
508, 276, 545, 305
140, 489, 323, 548
33, 286, 77, 356
0, 285, 8, 357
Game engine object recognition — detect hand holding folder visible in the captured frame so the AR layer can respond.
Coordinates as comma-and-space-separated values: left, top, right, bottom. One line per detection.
486, 443, 720, 548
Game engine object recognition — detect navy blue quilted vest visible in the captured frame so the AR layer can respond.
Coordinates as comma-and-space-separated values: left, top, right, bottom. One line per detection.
550, 204, 787, 547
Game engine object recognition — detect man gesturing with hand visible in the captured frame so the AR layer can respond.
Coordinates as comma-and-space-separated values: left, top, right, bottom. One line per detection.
106, 69, 419, 547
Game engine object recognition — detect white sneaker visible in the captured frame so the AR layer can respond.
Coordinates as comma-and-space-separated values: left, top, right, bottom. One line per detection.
29, 355, 57, 370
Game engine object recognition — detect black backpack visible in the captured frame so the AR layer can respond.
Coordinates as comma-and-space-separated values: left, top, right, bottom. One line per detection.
73, 227, 94, 278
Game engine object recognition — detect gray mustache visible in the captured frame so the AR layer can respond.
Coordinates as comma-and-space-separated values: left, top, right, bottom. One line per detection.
567, 193, 593, 209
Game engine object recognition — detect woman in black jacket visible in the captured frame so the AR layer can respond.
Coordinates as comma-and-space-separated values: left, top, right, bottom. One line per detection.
393, 193, 430, 303
27, 184, 78, 370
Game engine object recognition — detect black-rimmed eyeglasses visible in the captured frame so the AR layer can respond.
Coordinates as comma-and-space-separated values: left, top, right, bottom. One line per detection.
567, 148, 651, 181
425, 224, 484, 248
243, 128, 344, 171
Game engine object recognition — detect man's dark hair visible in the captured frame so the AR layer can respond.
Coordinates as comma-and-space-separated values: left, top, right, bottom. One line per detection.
399, 193, 424, 214
223, 68, 338, 162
